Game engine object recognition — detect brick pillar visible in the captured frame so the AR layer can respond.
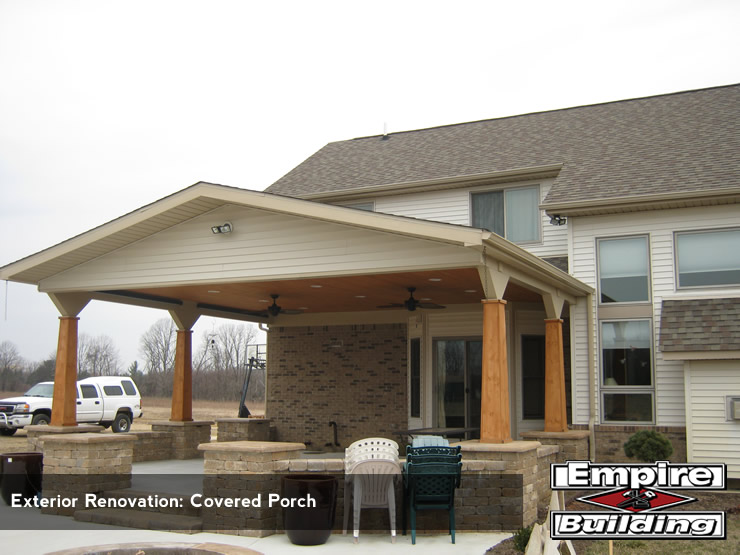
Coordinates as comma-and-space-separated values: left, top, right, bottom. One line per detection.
480, 299, 511, 443
51, 317, 79, 427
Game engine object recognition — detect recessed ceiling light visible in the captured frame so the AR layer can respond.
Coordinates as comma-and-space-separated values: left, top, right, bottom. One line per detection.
298, 307, 309, 310
310, 284, 323, 288
464, 289, 477, 293
355, 295, 366, 299
421, 298, 432, 301
428, 278, 442, 282
258, 299, 270, 303
207, 290, 221, 294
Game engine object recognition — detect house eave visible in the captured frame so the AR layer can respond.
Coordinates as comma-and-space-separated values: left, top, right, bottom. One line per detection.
542, 187, 740, 217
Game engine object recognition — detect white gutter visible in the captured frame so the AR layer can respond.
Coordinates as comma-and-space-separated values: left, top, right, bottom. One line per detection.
587, 292, 597, 461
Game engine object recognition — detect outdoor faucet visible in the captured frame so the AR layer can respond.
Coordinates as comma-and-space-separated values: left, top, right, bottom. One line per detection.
328, 421, 339, 447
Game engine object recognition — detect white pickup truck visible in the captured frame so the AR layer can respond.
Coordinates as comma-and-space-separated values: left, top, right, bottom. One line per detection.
0, 376, 143, 435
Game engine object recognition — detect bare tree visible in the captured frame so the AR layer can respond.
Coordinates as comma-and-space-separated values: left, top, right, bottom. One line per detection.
0, 341, 24, 391
78, 334, 121, 377
139, 318, 177, 395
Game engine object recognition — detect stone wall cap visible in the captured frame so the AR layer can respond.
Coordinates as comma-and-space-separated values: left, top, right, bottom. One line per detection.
199, 440, 305, 453
215, 418, 270, 424
41, 433, 136, 444
26, 424, 103, 434
151, 420, 214, 427
520, 430, 591, 440
537, 445, 561, 457
453, 440, 541, 453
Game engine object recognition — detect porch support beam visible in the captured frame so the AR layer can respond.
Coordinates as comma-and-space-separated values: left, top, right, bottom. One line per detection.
169, 304, 199, 422
544, 318, 568, 432
50, 316, 79, 426
480, 299, 512, 443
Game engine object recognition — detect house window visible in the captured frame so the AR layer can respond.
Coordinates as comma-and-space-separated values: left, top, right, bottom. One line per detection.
600, 320, 653, 423
471, 186, 540, 243
676, 228, 740, 288
598, 236, 650, 303
409, 338, 421, 418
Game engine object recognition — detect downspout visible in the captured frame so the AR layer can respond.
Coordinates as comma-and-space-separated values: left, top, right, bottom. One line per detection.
587, 292, 597, 461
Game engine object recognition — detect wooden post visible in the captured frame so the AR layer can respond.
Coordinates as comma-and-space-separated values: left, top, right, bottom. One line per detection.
544, 318, 568, 432
170, 329, 193, 422
50, 317, 79, 426
480, 299, 511, 443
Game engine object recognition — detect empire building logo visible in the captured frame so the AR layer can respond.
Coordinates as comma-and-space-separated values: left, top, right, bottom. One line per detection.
550, 461, 727, 540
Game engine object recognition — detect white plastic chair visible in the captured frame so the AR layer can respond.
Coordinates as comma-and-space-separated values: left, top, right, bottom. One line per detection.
344, 458, 401, 543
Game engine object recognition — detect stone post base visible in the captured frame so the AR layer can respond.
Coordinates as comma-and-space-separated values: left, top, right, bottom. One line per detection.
216, 418, 271, 442
519, 430, 590, 463
40, 433, 135, 515
199, 441, 305, 537
150, 420, 213, 459
26, 424, 103, 452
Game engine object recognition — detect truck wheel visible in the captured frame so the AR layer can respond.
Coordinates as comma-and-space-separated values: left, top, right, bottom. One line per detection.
111, 413, 131, 433
0, 429, 17, 436
31, 414, 50, 426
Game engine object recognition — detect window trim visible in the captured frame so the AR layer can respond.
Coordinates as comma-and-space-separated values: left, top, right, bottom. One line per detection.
674, 227, 740, 291
599, 318, 655, 425
469, 184, 542, 245
596, 234, 652, 306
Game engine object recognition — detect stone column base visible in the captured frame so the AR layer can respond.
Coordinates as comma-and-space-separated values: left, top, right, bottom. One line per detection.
150, 420, 213, 459
519, 430, 590, 463
26, 424, 103, 452
40, 433, 135, 515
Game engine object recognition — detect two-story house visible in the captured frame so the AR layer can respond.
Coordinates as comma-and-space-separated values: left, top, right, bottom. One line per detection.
1, 84, 738, 479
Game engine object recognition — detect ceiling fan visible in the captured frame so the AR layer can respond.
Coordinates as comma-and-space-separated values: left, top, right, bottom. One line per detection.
266, 294, 304, 317
377, 287, 446, 312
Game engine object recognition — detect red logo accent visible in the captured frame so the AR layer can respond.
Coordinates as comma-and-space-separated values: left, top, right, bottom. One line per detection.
578, 488, 696, 513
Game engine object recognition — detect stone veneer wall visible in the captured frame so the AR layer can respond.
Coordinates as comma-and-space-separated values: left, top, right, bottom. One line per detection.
572, 425, 687, 463
267, 323, 407, 446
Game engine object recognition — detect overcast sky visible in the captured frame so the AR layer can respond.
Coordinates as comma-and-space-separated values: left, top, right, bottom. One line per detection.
1, 0, 739, 370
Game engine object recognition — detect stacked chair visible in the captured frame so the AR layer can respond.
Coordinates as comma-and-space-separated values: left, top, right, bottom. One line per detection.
402, 442, 462, 544
343, 437, 401, 543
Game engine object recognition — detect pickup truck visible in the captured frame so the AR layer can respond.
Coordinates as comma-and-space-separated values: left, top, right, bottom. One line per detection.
0, 376, 143, 435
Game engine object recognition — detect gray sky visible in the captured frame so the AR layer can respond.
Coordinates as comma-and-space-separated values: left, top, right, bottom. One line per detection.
1, 0, 739, 370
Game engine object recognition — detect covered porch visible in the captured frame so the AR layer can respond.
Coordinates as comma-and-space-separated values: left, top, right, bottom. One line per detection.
0, 182, 593, 531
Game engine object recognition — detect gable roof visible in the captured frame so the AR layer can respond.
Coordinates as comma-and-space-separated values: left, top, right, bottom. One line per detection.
660, 298, 740, 353
266, 85, 740, 213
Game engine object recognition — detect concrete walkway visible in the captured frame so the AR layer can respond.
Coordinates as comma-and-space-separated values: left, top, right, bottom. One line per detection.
0, 458, 511, 554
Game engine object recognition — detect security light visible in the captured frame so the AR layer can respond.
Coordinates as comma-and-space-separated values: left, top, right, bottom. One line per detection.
211, 222, 233, 234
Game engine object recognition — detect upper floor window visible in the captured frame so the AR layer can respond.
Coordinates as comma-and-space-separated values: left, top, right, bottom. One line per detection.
676, 228, 740, 288
471, 186, 540, 243
598, 236, 650, 304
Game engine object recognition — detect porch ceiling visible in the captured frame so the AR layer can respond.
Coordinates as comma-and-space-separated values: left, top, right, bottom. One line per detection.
117, 267, 542, 318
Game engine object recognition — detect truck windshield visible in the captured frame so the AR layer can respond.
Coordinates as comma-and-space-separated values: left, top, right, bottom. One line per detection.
24, 383, 54, 397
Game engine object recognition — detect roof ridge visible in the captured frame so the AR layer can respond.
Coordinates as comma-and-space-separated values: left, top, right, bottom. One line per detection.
346, 82, 740, 142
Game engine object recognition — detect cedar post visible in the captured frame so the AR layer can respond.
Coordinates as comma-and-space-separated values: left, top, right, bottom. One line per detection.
480, 299, 512, 443
170, 329, 193, 422
50, 317, 79, 426
544, 318, 568, 432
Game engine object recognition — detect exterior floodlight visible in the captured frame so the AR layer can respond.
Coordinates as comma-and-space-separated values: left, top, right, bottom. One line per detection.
549, 214, 567, 226
211, 222, 233, 234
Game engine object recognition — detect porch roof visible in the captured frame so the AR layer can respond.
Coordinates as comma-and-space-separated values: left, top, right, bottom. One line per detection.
0, 182, 592, 320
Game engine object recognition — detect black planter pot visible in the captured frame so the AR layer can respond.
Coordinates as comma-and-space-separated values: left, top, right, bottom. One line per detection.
1, 452, 43, 506
281, 473, 338, 546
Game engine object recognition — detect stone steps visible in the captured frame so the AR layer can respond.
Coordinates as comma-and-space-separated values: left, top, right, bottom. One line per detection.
74, 507, 203, 533
99, 489, 202, 517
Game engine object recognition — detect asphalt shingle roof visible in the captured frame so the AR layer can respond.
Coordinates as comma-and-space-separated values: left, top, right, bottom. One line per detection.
659, 298, 740, 352
266, 85, 740, 206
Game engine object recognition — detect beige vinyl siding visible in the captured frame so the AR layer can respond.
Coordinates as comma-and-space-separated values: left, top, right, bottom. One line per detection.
356, 180, 568, 260
571, 204, 740, 427
513, 308, 547, 436
40, 205, 481, 291
685, 361, 740, 479
570, 296, 593, 426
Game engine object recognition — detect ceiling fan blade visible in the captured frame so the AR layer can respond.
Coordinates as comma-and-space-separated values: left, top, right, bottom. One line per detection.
377, 303, 404, 309
418, 303, 446, 309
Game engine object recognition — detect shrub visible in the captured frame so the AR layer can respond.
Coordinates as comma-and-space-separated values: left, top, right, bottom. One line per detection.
512, 525, 533, 552
624, 430, 673, 462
